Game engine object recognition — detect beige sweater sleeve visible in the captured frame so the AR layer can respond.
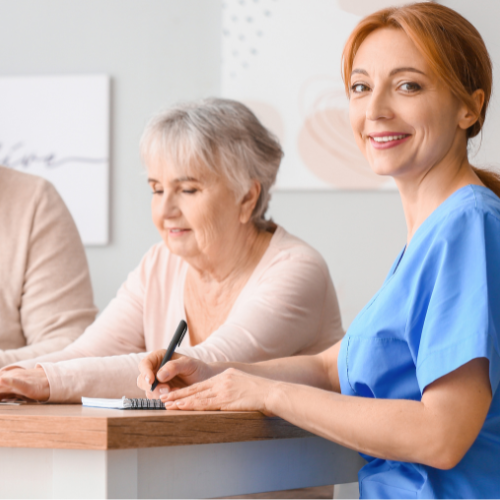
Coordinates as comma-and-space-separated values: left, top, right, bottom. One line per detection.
0, 173, 97, 367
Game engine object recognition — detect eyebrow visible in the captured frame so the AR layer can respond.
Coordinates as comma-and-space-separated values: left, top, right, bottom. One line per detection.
351, 68, 369, 77
147, 176, 199, 184
389, 67, 426, 76
351, 67, 426, 77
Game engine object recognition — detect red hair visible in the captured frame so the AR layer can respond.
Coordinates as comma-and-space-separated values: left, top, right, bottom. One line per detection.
341, 2, 500, 195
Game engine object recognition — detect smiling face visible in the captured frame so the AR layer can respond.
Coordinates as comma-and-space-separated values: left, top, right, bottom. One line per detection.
349, 28, 471, 181
147, 157, 249, 266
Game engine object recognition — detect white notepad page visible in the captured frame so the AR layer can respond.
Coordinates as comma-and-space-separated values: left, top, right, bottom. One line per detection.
81, 396, 130, 409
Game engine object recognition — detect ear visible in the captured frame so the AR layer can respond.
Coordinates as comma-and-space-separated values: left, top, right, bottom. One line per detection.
458, 89, 485, 130
239, 180, 261, 225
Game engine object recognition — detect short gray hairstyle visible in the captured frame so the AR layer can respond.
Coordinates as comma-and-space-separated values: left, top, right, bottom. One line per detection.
140, 98, 284, 230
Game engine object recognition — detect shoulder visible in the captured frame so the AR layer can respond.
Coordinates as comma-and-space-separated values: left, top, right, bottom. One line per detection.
419, 186, 500, 252
0, 166, 53, 207
407, 186, 500, 289
468, 184, 500, 223
0, 167, 72, 242
0, 166, 69, 220
437, 185, 500, 240
258, 226, 332, 283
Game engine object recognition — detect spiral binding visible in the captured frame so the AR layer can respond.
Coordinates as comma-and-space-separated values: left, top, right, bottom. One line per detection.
126, 398, 166, 410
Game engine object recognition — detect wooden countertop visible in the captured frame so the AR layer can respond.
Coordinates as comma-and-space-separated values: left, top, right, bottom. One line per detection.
0, 404, 312, 451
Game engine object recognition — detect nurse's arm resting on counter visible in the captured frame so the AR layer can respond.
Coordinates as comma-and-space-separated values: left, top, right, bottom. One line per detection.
139, 347, 491, 471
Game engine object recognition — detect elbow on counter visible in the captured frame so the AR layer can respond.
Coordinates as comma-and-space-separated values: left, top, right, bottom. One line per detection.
421, 435, 472, 471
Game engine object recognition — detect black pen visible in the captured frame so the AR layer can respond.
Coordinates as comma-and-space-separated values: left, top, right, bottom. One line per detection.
151, 319, 188, 392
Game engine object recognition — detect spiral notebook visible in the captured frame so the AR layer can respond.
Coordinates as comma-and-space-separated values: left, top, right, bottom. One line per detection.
81, 396, 166, 410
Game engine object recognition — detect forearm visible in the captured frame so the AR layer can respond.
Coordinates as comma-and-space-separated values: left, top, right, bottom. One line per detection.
41, 353, 147, 403
266, 381, 444, 467
3, 340, 97, 371
0, 337, 75, 369
211, 354, 334, 391
210, 341, 341, 392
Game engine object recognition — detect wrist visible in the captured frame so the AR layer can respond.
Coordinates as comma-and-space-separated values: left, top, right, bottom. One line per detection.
34, 365, 51, 402
210, 362, 231, 377
263, 380, 287, 416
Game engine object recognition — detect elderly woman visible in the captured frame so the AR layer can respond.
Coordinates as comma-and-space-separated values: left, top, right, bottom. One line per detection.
138, 5, 500, 499
0, 98, 343, 402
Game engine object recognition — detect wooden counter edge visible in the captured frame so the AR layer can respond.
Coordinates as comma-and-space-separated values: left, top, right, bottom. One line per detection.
0, 411, 313, 450
106, 412, 314, 449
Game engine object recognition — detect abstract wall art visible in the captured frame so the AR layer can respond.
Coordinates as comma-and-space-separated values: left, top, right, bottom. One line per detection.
0, 75, 110, 244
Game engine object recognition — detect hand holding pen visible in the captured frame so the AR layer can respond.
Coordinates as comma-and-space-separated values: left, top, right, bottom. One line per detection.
137, 321, 223, 400
150, 320, 188, 392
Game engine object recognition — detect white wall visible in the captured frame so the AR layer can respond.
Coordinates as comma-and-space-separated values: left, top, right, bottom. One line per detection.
1, 0, 498, 330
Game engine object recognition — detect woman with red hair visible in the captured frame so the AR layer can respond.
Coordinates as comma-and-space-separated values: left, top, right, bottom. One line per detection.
138, 4, 500, 497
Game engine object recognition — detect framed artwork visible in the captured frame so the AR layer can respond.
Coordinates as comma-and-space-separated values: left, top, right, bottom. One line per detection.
0, 75, 110, 245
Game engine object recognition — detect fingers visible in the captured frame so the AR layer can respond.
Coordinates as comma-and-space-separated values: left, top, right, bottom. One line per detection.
138, 350, 166, 388
156, 353, 187, 383
0, 370, 29, 397
164, 388, 218, 411
1, 374, 30, 398
162, 378, 213, 402
0, 368, 26, 391
2, 368, 50, 402
136, 373, 151, 393
0, 375, 15, 397
161, 368, 272, 414
0, 373, 20, 392
150, 383, 172, 400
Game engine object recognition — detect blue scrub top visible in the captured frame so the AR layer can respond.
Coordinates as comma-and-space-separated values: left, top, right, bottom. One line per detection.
338, 185, 500, 499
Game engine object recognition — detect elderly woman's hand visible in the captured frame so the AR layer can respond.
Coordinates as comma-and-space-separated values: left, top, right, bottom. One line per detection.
137, 351, 222, 399
0, 367, 50, 402
161, 368, 279, 416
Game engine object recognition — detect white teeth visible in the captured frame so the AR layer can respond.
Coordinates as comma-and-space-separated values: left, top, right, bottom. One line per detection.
372, 135, 407, 143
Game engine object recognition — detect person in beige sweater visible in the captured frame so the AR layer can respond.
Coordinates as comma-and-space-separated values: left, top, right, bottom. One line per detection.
0, 166, 97, 368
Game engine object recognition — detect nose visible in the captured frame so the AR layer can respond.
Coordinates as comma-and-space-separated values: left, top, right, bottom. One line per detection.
366, 87, 394, 122
158, 189, 181, 219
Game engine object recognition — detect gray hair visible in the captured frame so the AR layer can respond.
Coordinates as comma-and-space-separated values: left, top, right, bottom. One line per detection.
140, 98, 284, 230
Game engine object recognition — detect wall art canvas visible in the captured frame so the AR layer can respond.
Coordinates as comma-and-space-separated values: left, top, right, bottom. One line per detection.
0, 75, 110, 244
